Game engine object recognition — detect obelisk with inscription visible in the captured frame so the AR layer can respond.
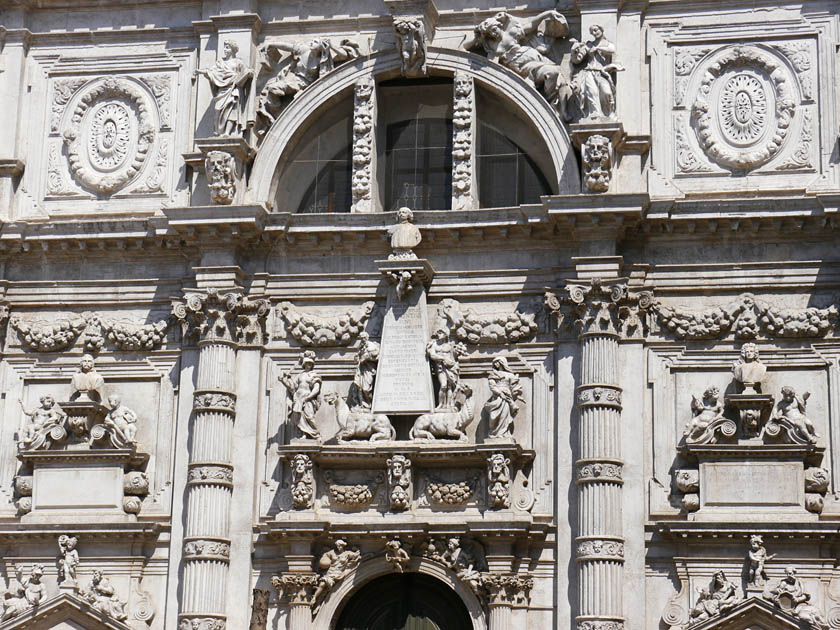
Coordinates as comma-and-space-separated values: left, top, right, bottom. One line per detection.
372, 208, 435, 415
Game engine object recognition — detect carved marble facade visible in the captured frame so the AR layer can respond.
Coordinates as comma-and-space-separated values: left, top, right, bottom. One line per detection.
0, 1, 840, 630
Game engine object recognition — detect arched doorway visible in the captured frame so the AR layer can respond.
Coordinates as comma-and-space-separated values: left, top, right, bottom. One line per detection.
336, 572, 473, 630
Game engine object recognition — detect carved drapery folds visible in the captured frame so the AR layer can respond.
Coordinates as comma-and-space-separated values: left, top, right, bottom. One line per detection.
278, 301, 374, 347
195, 40, 253, 138
652, 293, 839, 340
570, 25, 621, 121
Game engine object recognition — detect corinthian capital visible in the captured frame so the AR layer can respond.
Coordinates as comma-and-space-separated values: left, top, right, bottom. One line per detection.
172, 289, 270, 345
546, 279, 652, 338
271, 573, 318, 606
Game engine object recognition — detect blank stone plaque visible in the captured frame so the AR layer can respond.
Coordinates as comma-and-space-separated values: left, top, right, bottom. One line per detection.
372, 285, 435, 415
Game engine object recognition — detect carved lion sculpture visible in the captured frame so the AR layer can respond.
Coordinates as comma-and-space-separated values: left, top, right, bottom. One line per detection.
582, 134, 611, 193
323, 391, 396, 442
410, 384, 475, 441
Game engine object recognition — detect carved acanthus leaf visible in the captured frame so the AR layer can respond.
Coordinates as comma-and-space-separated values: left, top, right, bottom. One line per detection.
652, 293, 838, 340
278, 301, 374, 347
173, 290, 269, 344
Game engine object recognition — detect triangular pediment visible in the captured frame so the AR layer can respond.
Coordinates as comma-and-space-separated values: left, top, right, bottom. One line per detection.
688, 597, 806, 630
0, 594, 133, 630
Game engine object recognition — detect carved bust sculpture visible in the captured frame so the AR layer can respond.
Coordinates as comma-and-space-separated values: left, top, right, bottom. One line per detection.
70, 353, 105, 403
732, 343, 766, 393
388, 208, 422, 260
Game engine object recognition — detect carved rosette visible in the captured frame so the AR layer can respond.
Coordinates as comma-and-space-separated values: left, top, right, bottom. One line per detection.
61, 77, 157, 194
689, 45, 797, 172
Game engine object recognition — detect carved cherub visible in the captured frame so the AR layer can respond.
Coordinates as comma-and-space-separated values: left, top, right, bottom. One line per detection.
24, 565, 46, 607
2, 565, 28, 621
685, 386, 726, 444
312, 540, 361, 605
747, 534, 774, 587
770, 386, 818, 444
394, 18, 426, 77
104, 395, 139, 447
57, 535, 80, 585
80, 570, 128, 621
385, 538, 410, 573
17, 395, 66, 449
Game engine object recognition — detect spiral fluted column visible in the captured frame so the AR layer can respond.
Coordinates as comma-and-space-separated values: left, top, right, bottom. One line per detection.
173, 290, 269, 630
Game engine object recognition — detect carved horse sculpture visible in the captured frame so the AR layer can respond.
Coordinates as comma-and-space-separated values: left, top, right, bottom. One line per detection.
410, 384, 475, 441
323, 391, 396, 442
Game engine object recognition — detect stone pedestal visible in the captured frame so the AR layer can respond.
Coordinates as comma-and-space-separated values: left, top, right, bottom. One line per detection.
725, 393, 774, 439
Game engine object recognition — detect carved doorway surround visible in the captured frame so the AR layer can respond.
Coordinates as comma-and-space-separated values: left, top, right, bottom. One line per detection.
335, 573, 472, 630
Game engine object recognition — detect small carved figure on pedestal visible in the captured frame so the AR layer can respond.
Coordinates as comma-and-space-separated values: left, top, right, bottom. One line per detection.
385, 539, 410, 573
195, 40, 253, 137
768, 386, 818, 444
747, 535, 774, 588
765, 567, 828, 629
732, 343, 766, 394
427, 330, 466, 410
388, 208, 422, 260
684, 387, 732, 445
410, 383, 475, 441
349, 332, 379, 411
57, 535, 80, 587
71, 354, 105, 403
313, 540, 362, 607
689, 571, 741, 622
280, 351, 323, 440
2, 565, 28, 621
570, 25, 622, 120
463, 10, 573, 119
80, 570, 128, 621
104, 395, 139, 448
290, 453, 314, 509
394, 18, 426, 77
387, 454, 412, 511
257, 37, 360, 130
487, 453, 511, 508
485, 356, 523, 439
18, 395, 67, 451
23, 565, 46, 607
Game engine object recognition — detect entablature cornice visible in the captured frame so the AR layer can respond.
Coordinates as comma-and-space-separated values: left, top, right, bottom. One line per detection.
0, 522, 163, 544
647, 522, 840, 544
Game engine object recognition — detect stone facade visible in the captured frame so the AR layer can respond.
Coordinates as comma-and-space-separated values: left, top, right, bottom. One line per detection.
0, 1, 838, 629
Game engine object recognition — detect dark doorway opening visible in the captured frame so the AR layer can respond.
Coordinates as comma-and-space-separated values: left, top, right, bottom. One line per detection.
336, 572, 472, 630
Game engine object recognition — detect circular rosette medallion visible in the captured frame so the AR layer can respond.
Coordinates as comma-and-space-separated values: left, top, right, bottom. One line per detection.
62, 78, 156, 194
691, 46, 795, 171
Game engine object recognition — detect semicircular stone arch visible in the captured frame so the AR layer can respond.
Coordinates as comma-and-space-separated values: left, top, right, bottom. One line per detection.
312, 557, 488, 630
248, 47, 580, 206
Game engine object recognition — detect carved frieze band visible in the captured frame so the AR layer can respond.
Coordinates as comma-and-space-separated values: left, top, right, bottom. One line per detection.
652, 293, 838, 340
278, 301, 374, 347
187, 464, 234, 488
577, 385, 623, 409
576, 461, 624, 485
10, 312, 169, 353
576, 538, 625, 562
178, 616, 226, 630
577, 620, 625, 630
193, 391, 237, 413
183, 538, 232, 562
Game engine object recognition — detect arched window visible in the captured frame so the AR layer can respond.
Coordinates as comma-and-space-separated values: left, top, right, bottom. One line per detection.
273, 74, 555, 212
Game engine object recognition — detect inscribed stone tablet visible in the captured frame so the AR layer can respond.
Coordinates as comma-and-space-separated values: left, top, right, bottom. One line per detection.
372, 286, 435, 414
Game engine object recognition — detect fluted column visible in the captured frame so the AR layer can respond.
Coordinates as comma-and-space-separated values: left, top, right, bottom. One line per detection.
173, 290, 269, 630
272, 574, 318, 630
567, 280, 647, 630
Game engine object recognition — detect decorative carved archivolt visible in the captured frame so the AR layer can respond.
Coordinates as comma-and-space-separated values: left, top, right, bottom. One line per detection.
278, 301, 374, 346
451, 72, 474, 210
350, 77, 375, 213
434, 298, 539, 344
62, 77, 157, 194
652, 293, 838, 340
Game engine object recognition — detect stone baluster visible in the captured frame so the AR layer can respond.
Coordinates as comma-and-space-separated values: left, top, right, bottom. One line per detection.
173, 289, 268, 630
567, 279, 645, 630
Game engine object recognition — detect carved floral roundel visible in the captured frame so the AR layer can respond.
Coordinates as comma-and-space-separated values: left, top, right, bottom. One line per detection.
62, 78, 156, 194
690, 46, 795, 171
